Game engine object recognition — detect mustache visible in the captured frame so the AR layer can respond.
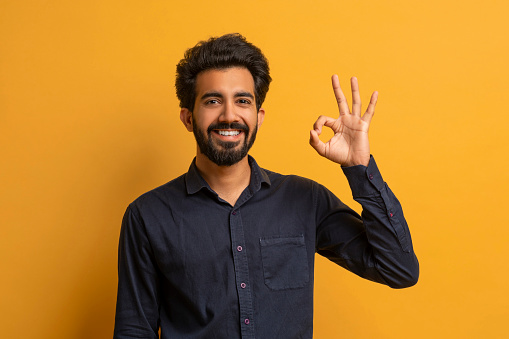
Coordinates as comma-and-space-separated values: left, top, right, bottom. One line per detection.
207, 122, 249, 133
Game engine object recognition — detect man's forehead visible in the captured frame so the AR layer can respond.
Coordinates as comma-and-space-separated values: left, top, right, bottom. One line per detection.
195, 67, 255, 94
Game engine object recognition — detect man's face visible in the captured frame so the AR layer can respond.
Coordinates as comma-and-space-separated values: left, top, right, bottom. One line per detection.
186, 67, 264, 166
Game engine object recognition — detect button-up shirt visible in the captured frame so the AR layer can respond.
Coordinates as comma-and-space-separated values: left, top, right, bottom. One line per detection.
114, 156, 419, 339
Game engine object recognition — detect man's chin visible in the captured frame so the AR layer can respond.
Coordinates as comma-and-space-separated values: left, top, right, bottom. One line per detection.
206, 152, 246, 166
214, 139, 242, 150
203, 141, 248, 166
193, 126, 256, 166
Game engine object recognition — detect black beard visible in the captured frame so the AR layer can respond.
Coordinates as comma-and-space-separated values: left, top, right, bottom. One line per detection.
192, 119, 258, 167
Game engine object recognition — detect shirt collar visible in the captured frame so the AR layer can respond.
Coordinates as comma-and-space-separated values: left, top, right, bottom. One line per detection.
185, 155, 271, 195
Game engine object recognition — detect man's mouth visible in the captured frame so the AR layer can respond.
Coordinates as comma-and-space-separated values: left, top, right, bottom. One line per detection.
208, 123, 248, 142
216, 130, 241, 136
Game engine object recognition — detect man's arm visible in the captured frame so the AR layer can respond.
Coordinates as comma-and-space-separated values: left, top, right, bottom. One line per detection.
310, 75, 418, 287
114, 204, 160, 339
314, 156, 419, 288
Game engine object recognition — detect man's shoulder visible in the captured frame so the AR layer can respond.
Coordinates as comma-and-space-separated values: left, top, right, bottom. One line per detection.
129, 173, 187, 210
261, 167, 323, 191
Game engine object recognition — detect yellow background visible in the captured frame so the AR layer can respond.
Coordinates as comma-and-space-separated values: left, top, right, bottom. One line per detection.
1, 0, 508, 338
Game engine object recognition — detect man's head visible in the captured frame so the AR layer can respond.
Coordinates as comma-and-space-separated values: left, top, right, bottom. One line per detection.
176, 34, 271, 167
175, 33, 271, 113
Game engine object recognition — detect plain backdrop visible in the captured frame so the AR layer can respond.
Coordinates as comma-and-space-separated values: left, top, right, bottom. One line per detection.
1, 0, 508, 338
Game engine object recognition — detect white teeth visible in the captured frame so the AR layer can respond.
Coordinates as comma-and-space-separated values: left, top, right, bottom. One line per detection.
218, 130, 240, 136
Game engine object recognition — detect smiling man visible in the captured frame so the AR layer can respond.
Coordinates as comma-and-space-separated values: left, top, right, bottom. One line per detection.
114, 33, 419, 339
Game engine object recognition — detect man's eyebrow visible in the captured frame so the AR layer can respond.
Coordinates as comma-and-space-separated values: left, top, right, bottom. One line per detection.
200, 91, 254, 100
234, 92, 254, 99
200, 92, 223, 100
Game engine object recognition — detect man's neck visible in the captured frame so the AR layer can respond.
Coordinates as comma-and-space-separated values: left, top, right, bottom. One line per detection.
195, 153, 251, 206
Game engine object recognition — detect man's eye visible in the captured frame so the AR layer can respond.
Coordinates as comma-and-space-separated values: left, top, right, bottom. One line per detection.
237, 99, 251, 104
205, 99, 220, 105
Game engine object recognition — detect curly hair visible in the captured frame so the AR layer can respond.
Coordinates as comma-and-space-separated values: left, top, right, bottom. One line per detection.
175, 33, 272, 112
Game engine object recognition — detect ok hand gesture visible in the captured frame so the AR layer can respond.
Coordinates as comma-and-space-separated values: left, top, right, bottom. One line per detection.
309, 75, 378, 167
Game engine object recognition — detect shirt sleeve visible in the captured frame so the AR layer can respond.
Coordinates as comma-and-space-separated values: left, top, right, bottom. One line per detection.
315, 155, 419, 288
114, 204, 160, 338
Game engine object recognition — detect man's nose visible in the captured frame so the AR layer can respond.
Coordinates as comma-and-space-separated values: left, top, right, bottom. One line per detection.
218, 101, 239, 123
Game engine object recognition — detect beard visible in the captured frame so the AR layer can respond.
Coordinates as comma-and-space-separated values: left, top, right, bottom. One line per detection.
192, 118, 258, 167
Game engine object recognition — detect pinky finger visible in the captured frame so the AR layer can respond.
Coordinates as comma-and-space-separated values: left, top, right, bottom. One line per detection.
362, 91, 378, 124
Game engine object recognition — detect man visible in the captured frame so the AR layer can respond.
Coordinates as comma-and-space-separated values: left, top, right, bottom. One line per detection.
114, 33, 419, 339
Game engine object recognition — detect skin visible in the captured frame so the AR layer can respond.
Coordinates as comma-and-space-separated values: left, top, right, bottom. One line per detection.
309, 75, 378, 167
181, 68, 378, 205
180, 67, 265, 205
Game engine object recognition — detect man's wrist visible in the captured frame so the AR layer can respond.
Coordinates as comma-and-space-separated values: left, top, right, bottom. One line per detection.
341, 158, 370, 168
342, 155, 384, 197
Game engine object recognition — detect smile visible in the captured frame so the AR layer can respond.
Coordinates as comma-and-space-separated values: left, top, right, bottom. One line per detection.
216, 130, 241, 136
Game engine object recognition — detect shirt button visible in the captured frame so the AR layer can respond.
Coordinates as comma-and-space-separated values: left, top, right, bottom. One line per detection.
390, 212, 394, 217
232, 210, 237, 215
240, 282, 246, 288
244, 318, 250, 325
369, 174, 374, 180
237, 245, 243, 252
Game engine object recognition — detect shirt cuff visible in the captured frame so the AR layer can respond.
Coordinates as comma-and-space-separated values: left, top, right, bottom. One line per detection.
341, 155, 385, 197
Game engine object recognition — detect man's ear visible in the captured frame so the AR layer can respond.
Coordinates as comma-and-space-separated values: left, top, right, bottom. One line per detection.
257, 108, 265, 129
180, 108, 193, 132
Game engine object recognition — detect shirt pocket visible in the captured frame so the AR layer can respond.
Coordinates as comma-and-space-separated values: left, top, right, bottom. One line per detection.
259, 235, 309, 290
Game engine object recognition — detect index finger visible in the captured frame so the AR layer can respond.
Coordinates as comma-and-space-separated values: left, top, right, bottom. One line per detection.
332, 74, 350, 116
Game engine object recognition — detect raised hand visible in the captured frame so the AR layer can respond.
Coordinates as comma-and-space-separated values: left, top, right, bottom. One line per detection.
309, 75, 378, 167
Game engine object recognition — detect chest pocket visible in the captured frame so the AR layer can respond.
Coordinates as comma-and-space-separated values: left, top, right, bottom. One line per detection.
259, 235, 309, 290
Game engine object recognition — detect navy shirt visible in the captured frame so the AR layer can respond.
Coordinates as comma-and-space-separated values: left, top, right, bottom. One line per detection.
114, 156, 418, 339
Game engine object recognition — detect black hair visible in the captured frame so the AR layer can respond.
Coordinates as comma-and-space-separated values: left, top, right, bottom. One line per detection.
175, 33, 271, 112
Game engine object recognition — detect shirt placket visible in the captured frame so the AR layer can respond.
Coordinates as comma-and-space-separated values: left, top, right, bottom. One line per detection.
229, 208, 255, 339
